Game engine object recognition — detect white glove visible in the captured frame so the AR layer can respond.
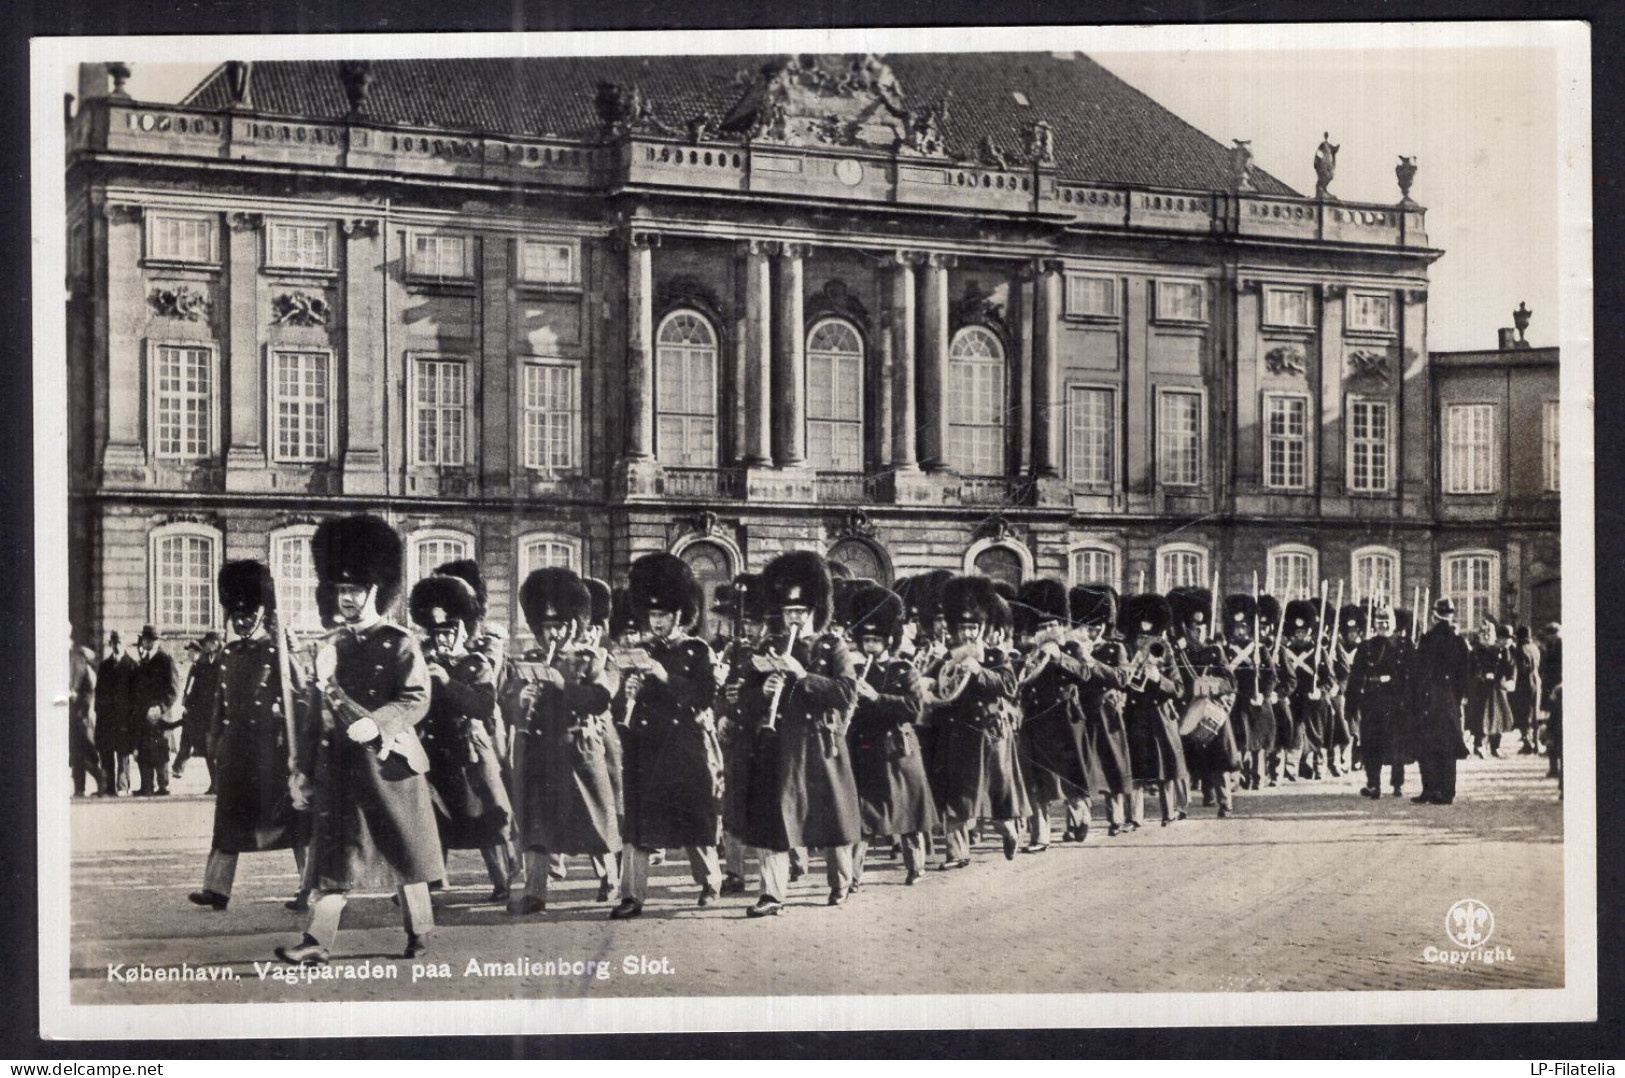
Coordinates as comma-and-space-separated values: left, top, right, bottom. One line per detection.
287, 772, 313, 811
345, 716, 381, 744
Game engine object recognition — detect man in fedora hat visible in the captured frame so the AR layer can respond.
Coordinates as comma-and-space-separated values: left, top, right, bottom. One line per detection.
130, 624, 180, 796
1409, 597, 1472, 804
94, 632, 136, 795
173, 631, 224, 792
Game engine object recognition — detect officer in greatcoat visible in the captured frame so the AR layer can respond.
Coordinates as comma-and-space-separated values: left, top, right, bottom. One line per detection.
507, 567, 622, 914
1408, 598, 1472, 805
173, 631, 223, 792
1069, 585, 1133, 836
276, 514, 444, 966
130, 625, 180, 796
739, 551, 861, 915
410, 573, 515, 902
1014, 578, 1104, 851
187, 560, 309, 912
611, 552, 723, 919
94, 632, 136, 795
846, 582, 937, 887
1346, 604, 1414, 799
926, 575, 1027, 867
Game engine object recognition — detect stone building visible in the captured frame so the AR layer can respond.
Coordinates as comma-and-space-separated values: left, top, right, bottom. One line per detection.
65, 52, 1549, 649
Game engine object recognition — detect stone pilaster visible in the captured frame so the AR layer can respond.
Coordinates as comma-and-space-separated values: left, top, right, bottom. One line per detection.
224, 211, 270, 491
615, 229, 661, 497
340, 216, 386, 494
1031, 258, 1063, 478
100, 201, 147, 477
918, 252, 952, 470
740, 239, 773, 466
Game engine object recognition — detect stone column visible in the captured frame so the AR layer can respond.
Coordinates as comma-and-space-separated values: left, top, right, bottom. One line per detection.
625, 231, 657, 461
1031, 258, 1063, 477
918, 252, 952, 470
740, 239, 773, 466
1319, 284, 1345, 507
771, 242, 808, 469
889, 252, 919, 472
479, 234, 510, 497
224, 211, 270, 491
339, 217, 387, 494
99, 201, 147, 477
1399, 289, 1429, 516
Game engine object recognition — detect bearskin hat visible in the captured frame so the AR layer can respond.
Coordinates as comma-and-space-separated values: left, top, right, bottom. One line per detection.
848, 584, 904, 648
519, 567, 591, 637
311, 514, 403, 614
1258, 594, 1283, 631
1118, 593, 1172, 638
831, 576, 859, 630
827, 559, 853, 580
1392, 608, 1414, 637
989, 580, 1016, 635
409, 573, 482, 634
1338, 603, 1367, 634
218, 559, 276, 615
914, 568, 954, 624
1284, 598, 1319, 632
733, 573, 769, 623
1069, 584, 1118, 629
609, 585, 637, 639
762, 550, 834, 631
628, 552, 701, 629
1167, 587, 1214, 631
1224, 593, 1256, 631
710, 582, 738, 617
434, 559, 487, 619
583, 577, 612, 627
939, 574, 1002, 627
1015, 578, 1070, 629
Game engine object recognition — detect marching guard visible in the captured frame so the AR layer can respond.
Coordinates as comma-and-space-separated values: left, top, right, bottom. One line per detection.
926, 575, 1028, 867
1015, 578, 1105, 850
1280, 599, 1334, 781
188, 560, 309, 912
1069, 585, 1133, 835
737, 551, 862, 915
409, 574, 515, 902
611, 553, 724, 919
847, 582, 937, 886
1119, 594, 1186, 829
277, 515, 445, 965
1345, 604, 1413, 799
507, 567, 622, 913
1329, 604, 1366, 775
1409, 598, 1472, 805
1168, 588, 1239, 817
717, 573, 770, 895
1223, 594, 1278, 793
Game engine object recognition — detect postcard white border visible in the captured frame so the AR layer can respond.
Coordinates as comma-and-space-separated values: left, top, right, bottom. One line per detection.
31, 20, 1596, 1040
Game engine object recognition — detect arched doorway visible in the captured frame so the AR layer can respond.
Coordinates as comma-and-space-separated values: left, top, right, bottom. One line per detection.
678, 539, 734, 641
972, 545, 1024, 589
828, 537, 889, 585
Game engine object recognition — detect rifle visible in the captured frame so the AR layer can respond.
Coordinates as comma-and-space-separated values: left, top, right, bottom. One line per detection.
1310, 578, 1330, 699
1411, 584, 1422, 645
268, 576, 303, 808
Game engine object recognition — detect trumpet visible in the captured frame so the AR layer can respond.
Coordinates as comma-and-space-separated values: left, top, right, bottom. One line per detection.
932, 640, 984, 704
1124, 638, 1171, 693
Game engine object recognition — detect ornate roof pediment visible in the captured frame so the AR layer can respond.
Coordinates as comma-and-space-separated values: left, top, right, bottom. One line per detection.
720, 54, 943, 155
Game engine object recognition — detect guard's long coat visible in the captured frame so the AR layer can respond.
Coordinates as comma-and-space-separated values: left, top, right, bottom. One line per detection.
927, 648, 1030, 822
1018, 647, 1106, 803
1345, 633, 1414, 766
847, 657, 937, 837
511, 662, 621, 857
617, 634, 722, 850
420, 650, 513, 850
211, 633, 305, 853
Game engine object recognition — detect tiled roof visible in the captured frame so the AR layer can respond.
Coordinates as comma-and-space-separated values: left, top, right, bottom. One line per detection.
182, 53, 1297, 196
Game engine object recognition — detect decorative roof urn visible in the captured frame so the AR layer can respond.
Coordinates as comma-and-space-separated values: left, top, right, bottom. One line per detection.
1396, 155, 1419, 206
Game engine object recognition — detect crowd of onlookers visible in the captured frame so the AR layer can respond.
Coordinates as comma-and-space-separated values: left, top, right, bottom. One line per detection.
67, 624, 219, 797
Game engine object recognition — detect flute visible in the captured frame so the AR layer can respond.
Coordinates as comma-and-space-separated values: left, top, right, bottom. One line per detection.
763, 624, 801, 733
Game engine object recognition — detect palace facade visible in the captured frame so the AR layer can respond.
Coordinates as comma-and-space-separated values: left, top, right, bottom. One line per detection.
62, 53, 1557, 647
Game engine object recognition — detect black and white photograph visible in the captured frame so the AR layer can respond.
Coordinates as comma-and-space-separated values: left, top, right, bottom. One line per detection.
32, 21, 1594, 1038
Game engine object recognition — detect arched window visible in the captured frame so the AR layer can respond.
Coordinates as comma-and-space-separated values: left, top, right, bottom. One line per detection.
1266, 543, 1319, 601
947, 325, 1006, 476
269, 524, 322, 635
806, 319, 864, 472
655, 310, 719, 468
1351, 546, 1401, 606
515, 532, 583, 642
1156, 542, 1209, 593
828, 537, 889, 585
408, 528, 475, 585
149, 522, 222, 633
678, 539, 734, 640
1068, 542, 1122, 590
1442, 549, 1501, 630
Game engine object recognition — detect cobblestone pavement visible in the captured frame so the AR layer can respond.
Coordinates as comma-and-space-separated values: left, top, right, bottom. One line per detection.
67, 751, 1564, 1004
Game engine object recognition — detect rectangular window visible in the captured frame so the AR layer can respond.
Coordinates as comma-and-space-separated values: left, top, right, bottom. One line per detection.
1263, 394, 1310, 490
1348, 292, 1396, 333
1070, 546, 1119, 589
1156, 279, 1206, 323
1348, 397, 1392, 493
267, 221, 333, 271
1065, 274, 1117, 318
153, 532, 216, 631
1444, 404, 1496, 494
147, 213, 216, 264
1543, 400, 1560, 492
153, 344, 213, 459
1264, 287, 1312, 328
271, 350, 330, 462
1268, 550, 1316, 600
411, 535, 474, 584
1157, 390, 1202, 488
519, 238, 579, 286
1067, 385, 1115, 486
521, 361, 578, 473
272, 534, 322, 634
409, 233, 471, 280
807, 347, 863, 472
413, 358, 467, 466
1443, 553, 1499, 631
